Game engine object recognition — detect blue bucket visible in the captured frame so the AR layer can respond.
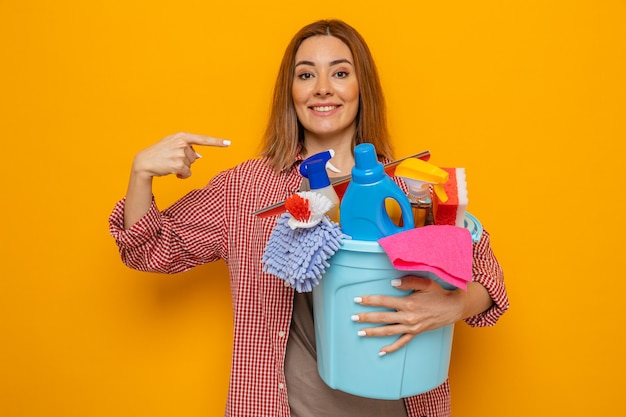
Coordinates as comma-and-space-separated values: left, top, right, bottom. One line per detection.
312, 239, 455, 400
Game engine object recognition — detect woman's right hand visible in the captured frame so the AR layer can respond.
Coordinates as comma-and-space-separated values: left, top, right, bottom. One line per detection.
123, 132, 230, 229
132, 132, 231, 180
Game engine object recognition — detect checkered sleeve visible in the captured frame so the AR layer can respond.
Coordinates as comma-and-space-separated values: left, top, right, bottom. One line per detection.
108, 172, 228, 274
108, 197, 162, 248
463, 229, 509, 327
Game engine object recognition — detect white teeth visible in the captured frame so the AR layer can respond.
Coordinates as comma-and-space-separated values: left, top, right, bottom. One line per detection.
312, 106, 336, 112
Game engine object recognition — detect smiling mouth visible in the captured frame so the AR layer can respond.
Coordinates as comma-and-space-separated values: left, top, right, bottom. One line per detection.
311, 105, 339, 112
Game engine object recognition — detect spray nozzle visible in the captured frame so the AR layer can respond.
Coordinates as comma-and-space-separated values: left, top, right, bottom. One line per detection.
395, 158, 449, 202
301, 158, 331, 189
300, 150, 340, 179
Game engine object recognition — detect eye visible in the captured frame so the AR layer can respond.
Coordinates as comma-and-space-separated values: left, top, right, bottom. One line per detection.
335, 71, 350, 79
297, 72, 314, 80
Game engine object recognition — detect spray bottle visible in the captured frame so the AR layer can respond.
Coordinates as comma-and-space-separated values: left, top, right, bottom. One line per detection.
394, 158, 449, 228
339, 143, 414, 240
300, 149, 341, 176
300, 157, 340, 223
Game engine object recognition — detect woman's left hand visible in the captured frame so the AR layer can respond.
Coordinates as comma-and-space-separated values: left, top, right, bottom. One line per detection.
352, 276, 468, 356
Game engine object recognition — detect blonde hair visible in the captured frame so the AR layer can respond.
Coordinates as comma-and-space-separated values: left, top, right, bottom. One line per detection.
260, 19, 393, 172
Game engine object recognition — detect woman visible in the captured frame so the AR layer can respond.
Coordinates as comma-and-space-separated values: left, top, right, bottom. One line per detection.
109, 19, 508, 417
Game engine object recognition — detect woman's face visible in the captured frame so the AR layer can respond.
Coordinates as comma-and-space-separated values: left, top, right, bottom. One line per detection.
292, 35, 359, 145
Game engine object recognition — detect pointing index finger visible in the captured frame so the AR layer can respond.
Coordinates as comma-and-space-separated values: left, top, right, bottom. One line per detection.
179, 132, 231, 147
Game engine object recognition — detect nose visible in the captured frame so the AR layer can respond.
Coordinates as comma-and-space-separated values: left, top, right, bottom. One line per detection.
315, 75, 333, 96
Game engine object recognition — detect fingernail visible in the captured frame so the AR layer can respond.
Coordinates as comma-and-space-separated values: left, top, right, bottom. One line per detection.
222, 139, 231, 146
351, 315, 360, 322
195, 152, 203, 158
357, 330, 366, 337
378, 351, 387, 357
354, 296, 363, 303
390, 279, 402, 287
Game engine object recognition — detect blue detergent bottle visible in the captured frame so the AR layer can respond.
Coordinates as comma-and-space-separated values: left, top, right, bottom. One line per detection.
340, 143, 415, 241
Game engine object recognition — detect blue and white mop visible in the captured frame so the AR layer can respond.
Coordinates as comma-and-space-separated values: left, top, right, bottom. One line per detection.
261, 191, 350, 292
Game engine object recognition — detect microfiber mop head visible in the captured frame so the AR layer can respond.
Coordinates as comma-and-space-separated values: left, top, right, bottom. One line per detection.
262, 192, 350, 292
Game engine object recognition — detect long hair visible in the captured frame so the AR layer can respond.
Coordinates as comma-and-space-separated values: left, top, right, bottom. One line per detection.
260, 19, 393, 172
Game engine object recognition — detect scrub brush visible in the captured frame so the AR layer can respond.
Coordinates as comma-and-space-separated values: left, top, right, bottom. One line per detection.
261, 191, 350, 292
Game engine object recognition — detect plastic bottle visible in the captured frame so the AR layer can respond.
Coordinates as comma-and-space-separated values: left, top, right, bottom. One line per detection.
406, 181, 433, 227
339, 143, 414, 241
300, 158, 340, 223
394, 158, 449, 228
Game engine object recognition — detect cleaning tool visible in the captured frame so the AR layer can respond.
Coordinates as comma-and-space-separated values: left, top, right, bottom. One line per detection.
377, 225, 473, 290
261, 191, 349, 292
339, 143, 414, 241
433, 167, 467, 227
299, 149, 341, 175
252, 150, 431, 218
312, 238, 455, 399
394, 158, 449, 228
299, 157, 340, 223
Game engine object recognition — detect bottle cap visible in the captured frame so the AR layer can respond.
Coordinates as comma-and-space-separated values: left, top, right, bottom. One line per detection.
352, 143, 383, 184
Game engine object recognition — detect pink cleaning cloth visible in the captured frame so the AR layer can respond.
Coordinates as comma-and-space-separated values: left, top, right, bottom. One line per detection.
377, 225, 473, 290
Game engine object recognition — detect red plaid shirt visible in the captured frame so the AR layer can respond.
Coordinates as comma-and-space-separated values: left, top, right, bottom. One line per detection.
109, 157, 509, 417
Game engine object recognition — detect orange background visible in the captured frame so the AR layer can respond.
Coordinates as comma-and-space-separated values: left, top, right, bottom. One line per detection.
1, 1, 625, 416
